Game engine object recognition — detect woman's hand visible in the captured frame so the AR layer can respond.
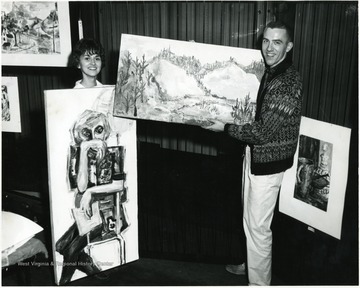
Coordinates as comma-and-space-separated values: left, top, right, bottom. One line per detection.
77, 139, 107, 193
80, 139, 107, 161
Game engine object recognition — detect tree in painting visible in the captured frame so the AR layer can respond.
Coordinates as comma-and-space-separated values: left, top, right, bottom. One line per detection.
114, 35, 264, 130
1, 1, 60, 54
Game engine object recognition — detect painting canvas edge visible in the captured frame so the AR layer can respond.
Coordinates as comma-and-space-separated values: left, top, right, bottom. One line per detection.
1, 1, 72, 67
44, 87, 139, 284
1, 76, 21, 132
279, 116, 351, 239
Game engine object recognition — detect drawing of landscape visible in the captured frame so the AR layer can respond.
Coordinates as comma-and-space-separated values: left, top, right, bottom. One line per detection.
1, 1, 62, 55
114, 34, 264, 130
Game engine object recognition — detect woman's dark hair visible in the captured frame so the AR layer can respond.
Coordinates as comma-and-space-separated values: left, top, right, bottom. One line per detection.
71, 38, 105, 68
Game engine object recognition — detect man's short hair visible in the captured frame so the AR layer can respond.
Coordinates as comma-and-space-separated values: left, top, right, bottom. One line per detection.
264, 21, 293, 43
71, 38, 106, 68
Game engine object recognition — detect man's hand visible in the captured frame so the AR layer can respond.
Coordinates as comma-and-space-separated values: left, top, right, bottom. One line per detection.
201, 120, 226, 132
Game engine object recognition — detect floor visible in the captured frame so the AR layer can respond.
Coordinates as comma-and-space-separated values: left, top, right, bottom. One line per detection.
2, 256, 285, 286
2, 257, 251, 286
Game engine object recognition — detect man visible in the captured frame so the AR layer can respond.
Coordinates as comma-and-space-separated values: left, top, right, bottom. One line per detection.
224, 21, 302, 285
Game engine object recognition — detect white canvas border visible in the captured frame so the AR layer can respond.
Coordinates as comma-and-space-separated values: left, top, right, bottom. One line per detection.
2, 2, 72, 67
44, 87, 139, 284
2, 76, 21, 132
279, 116, 351, 239
114, 33, 264, 130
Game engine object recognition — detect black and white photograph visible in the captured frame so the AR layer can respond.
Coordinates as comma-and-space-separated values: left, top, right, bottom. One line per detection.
1, 1, 357, 286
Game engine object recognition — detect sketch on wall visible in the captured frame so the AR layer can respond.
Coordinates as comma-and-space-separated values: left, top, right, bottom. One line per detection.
114, 34, 264, 131
280, 117, 351, 239
2, 76, 21, 132
1, 1, 71, 67
44, 87, 138, 285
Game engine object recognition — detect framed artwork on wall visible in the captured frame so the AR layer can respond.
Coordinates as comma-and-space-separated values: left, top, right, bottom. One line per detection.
2, 76, 21, 132
279, 116, 351, 239
1, 1, 71, 67
44, 87, 138, 285
114, 34, 264, 131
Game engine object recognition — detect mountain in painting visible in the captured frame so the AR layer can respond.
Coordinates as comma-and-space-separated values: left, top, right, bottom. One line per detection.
115, 45, 263, 128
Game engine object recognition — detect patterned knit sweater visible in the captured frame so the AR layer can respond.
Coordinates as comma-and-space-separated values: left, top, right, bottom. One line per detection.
224, 58, 302, 175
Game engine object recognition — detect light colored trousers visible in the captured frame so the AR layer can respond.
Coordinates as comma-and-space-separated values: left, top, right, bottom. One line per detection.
242, 146, 284, 286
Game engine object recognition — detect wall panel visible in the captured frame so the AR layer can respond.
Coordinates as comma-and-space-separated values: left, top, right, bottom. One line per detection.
293, 1, 357, 128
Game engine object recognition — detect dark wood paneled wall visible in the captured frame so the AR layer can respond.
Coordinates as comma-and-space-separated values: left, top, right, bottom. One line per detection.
293, 1, 358, 128
274, 2, 358, 284
2, 1, 357, 189
1, 1, 358, 284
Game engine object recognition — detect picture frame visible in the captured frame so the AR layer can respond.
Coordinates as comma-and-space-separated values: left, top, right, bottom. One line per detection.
279, 116, 351, 239
2, 76, 21, 132
1, 1, 72, 67
44, 87, 139, 284
114, 34, 264, 131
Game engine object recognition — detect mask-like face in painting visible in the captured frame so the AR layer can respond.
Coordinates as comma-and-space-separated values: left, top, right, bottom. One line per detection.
78, 51, 102, 78
262, 28, 293, 68
72, 110, 110, 145
79, 119, 105, 142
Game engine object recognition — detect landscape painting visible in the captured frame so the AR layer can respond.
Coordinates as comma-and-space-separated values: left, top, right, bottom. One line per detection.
280, 117, 351, 239
2, 76, 21, 132
1, 1, 71, 66
44, 87, 138, 285
114, 34, 264, 131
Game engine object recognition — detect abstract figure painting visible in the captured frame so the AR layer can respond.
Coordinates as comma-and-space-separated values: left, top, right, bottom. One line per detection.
1, 1, 71, 66
280, 117, 351, 239
294, 135, 332, 212
114, 34, 264, 131
2, 76, 21, 132
44, 87, 138, 284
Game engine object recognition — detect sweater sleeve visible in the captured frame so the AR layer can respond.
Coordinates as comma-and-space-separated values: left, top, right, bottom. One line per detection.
224, 76, 302, 145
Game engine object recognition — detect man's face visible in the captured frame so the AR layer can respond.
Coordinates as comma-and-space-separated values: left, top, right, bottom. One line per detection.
262, 28, 293, 68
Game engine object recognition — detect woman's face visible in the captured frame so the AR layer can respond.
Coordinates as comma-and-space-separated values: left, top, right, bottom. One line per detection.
78, 51, 102, 78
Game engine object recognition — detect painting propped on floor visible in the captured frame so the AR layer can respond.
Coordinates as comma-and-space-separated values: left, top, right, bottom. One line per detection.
44, 87, 138, 285
114, 34, 264, 131
280, 117, 351, 239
